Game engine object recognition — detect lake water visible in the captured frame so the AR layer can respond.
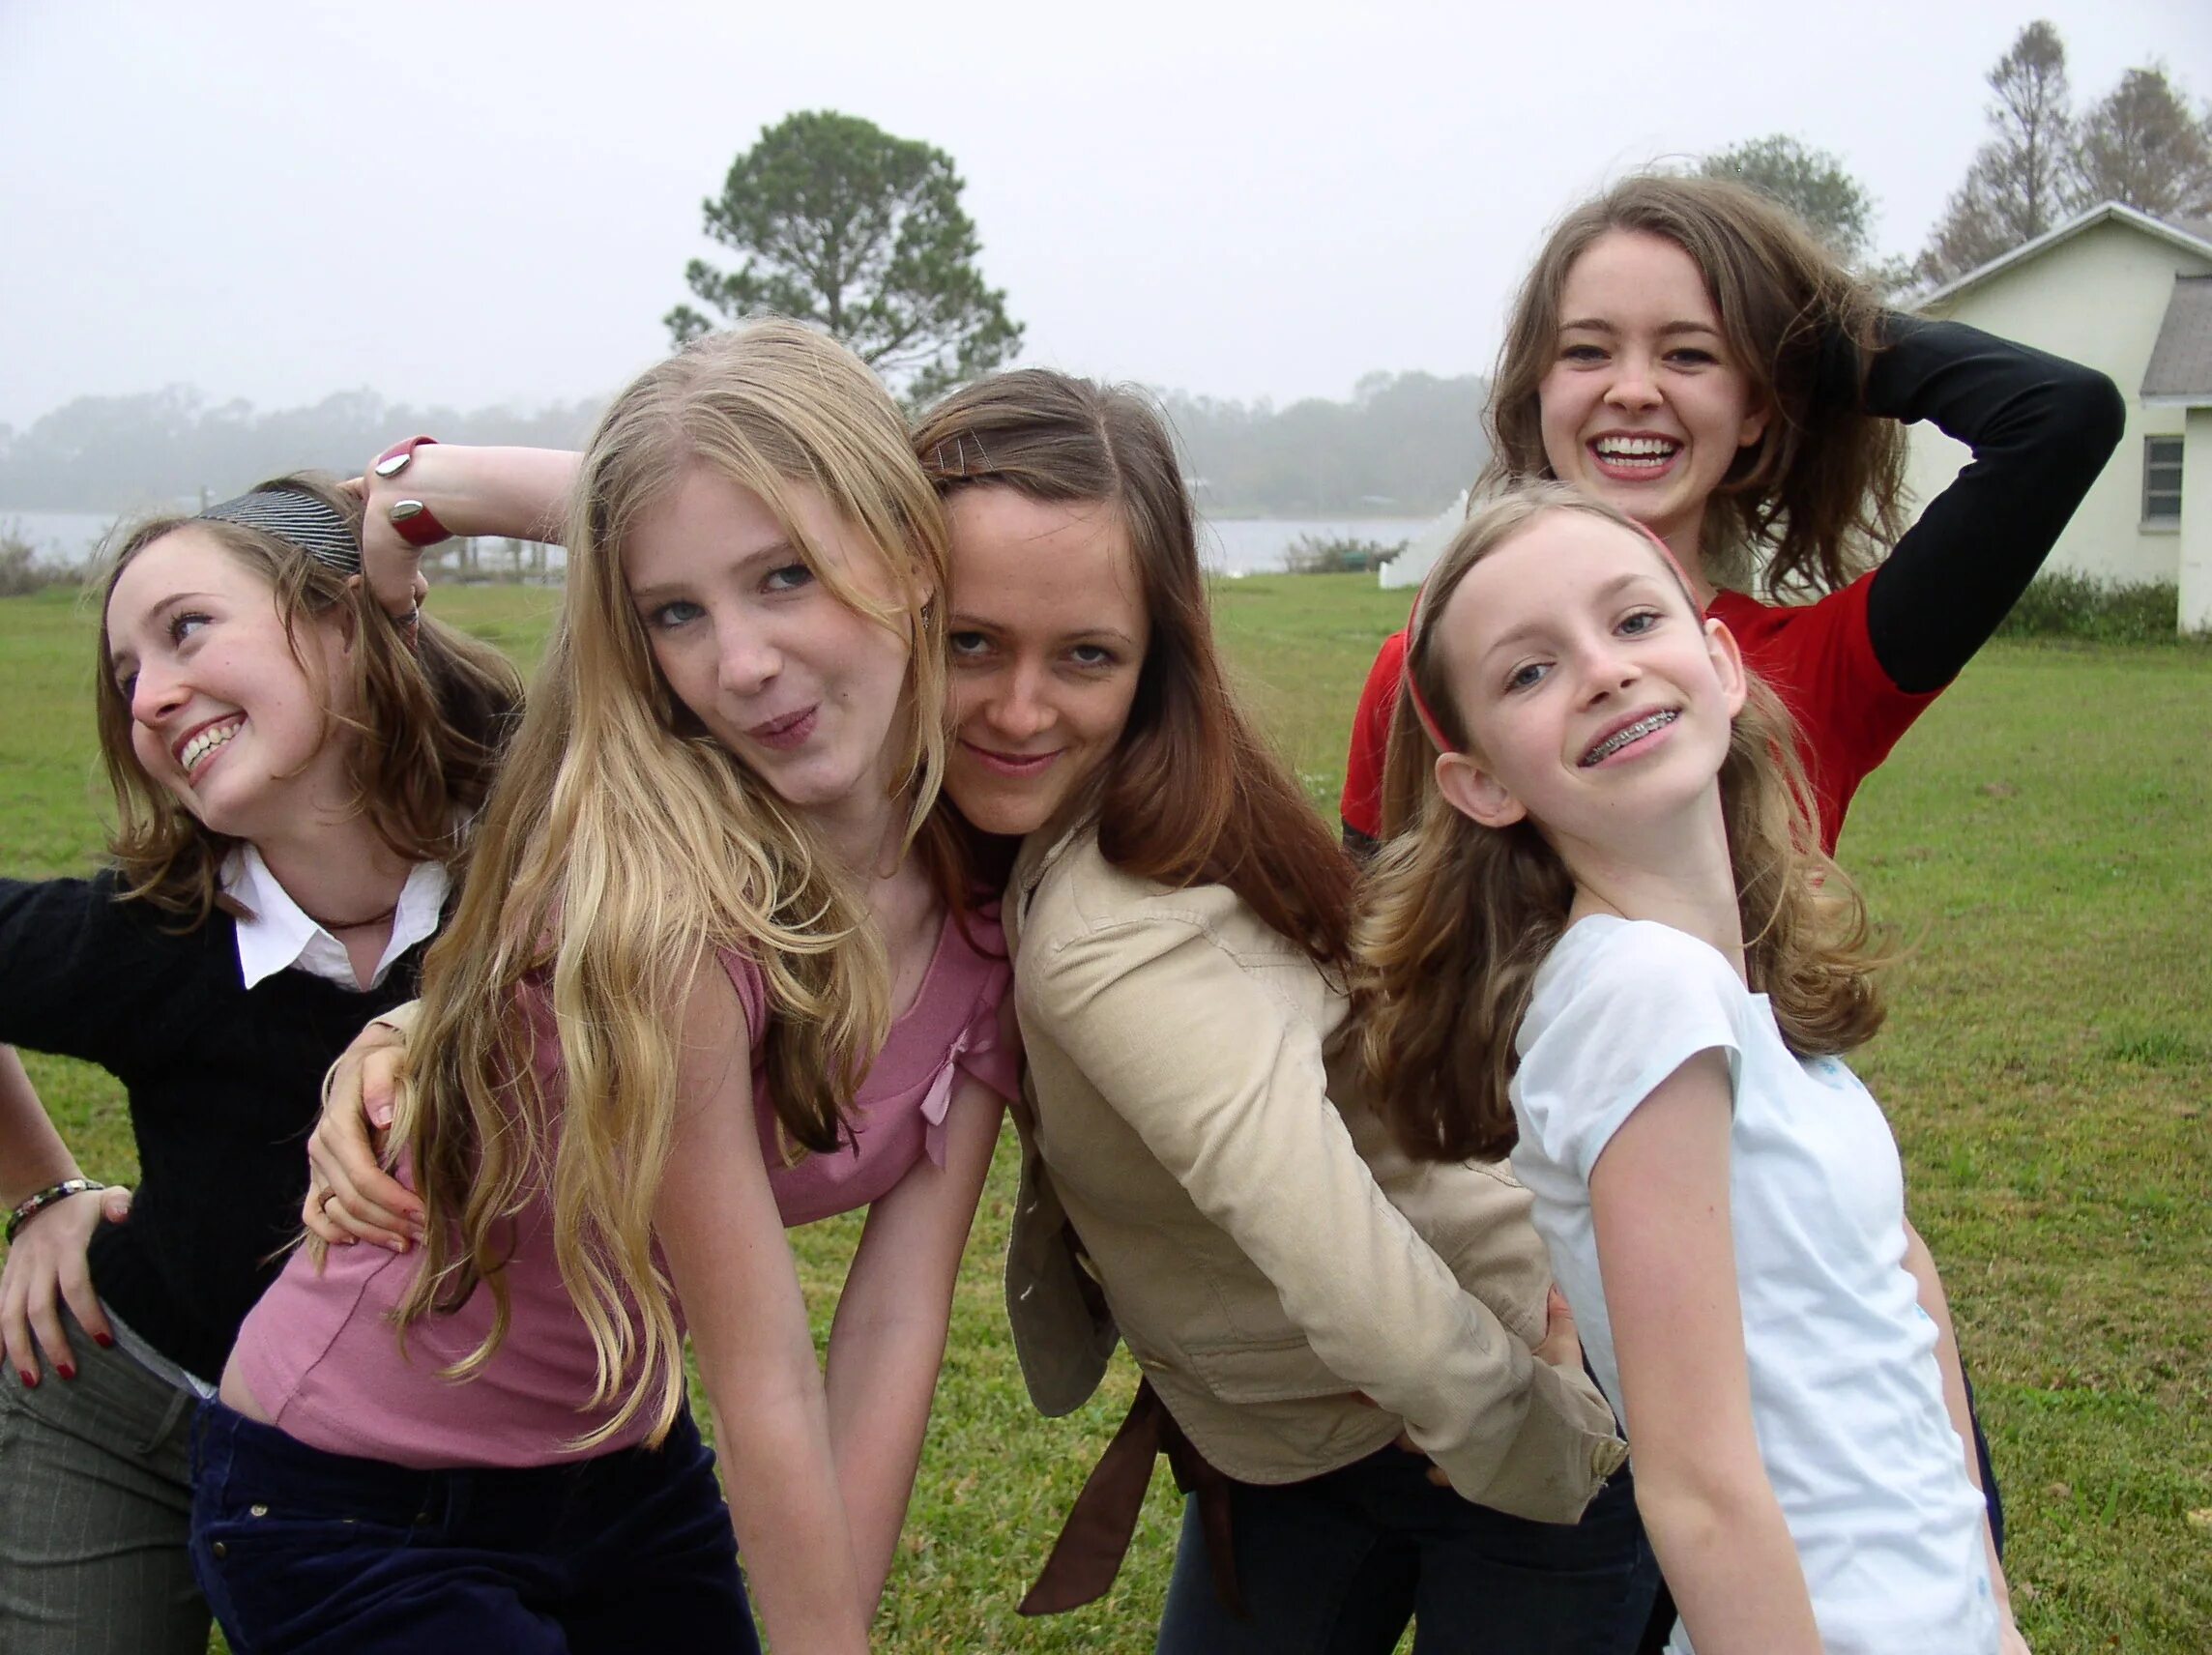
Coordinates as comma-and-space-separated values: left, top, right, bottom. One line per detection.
3, 508, 1436, 579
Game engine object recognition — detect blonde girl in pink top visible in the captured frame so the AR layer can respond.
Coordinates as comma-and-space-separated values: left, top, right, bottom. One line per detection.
195, 323, 1013, 1655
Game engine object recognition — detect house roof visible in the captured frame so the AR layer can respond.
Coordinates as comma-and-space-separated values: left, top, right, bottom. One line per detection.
1919, 201, 2212, 309
2142, 275, 2212, 406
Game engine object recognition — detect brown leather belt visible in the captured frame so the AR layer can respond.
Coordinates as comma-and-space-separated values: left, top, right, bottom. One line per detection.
1018, 1378, 1247, 1619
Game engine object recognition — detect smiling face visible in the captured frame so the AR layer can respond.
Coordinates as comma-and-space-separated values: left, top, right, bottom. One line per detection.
1536, 229, 1769, 568
940, 487, 1149, 838
104, 526, 355, 843
624, 463, 917, 828
1428, 508, 1745, 854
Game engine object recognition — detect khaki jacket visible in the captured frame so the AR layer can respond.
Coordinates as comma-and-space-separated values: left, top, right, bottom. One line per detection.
1003, 826, 1626, 1520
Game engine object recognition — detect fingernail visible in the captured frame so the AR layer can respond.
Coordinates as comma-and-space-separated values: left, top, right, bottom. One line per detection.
93, 1332, 114, 1350
56, 1363, 75, 1381
17, 1370, 34, 1389
386, 1238, 410, 1254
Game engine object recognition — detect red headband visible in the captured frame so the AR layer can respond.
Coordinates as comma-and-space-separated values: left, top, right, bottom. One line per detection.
1401, 515, 1701, 755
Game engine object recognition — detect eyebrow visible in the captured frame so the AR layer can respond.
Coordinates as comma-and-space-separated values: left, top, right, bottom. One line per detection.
626, 539, 800, 607
1557, 318, 1723, 340
949, 610, 1141, 648
1477, 571, 1667, 663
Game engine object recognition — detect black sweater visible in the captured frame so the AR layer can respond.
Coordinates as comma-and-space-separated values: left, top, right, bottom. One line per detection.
0, 873, 422, 1383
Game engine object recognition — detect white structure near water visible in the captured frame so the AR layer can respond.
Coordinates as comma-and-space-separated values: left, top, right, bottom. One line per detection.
1381, 202, 2212, 633
1377, 490, 1468, 590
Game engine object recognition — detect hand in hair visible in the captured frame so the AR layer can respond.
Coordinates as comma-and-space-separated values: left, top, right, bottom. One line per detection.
302, 1013, 423, 1252
344, 444, 580, 621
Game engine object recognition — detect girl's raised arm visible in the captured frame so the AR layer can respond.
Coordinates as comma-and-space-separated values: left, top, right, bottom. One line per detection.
1859, 315, 2125, 693
820, 998, 1013, 1614
1589, 1048, 1819, 1655
656, 964, 869, 1655
354, 445, 581, 619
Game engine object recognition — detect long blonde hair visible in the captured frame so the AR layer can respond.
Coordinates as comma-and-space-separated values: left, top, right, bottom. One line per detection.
93, 473, 520, 925
1353, 484, 1885, 1163
394, 322, 952, 1449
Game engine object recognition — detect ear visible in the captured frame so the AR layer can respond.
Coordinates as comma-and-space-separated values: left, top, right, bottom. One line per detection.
1703, 617, 1746, 715
1434, 749, 1526, 829
1736, 398, 1771, 450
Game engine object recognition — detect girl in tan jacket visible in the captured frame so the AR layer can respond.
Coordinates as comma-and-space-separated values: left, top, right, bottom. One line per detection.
912, 371, 1650, 1653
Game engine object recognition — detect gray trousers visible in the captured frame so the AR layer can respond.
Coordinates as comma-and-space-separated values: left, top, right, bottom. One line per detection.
0, 1316, 209, 1655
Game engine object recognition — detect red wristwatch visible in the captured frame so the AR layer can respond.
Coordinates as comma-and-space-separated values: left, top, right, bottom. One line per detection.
372, 436, 453, 548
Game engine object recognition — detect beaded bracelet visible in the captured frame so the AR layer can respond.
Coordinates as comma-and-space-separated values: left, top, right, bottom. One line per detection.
5, 1179, 106, 1245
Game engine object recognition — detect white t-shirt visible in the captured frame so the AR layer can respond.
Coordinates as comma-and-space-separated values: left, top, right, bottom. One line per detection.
1508, 915, 1996, 1655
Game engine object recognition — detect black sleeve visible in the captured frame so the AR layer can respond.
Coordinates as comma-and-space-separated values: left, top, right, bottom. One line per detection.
1341, 823, 1380, 863
0, 875, 171, 1069
1860, 314, 2127, 693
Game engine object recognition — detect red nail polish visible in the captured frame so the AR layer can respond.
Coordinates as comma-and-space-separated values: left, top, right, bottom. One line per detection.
18, 1370, 36, 1389
93, 1332, 114, 1350
56, 1363, 75, 1381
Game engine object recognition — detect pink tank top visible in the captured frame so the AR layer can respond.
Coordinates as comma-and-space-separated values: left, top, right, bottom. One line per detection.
230, 907, 1016, 1469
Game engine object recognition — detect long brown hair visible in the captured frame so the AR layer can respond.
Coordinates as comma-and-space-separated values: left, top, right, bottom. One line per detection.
93, 473, 520, 926
395, 323, 953, 1449
915, 368, 1353, 968
1483, 173, 1906, 599
1353, 485, 1886, 1163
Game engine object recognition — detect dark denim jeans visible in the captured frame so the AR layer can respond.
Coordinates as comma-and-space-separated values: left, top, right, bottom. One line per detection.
189, 1400, 754, 1655
1155, 1443, 1657, 1655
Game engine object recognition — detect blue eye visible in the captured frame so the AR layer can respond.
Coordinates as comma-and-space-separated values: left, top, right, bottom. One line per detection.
1067, 643, 1118, 669
647, 599, 705, 629
169, 610, 212, 645
1506, 661, 1549, 691
1618, 609, 1661, 636
763, 563, 814, 594
1559, 343, 1606, 364
947, 630, 993, 660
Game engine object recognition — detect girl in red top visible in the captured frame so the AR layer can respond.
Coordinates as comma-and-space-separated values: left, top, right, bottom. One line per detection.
1339, 173, 2123, 859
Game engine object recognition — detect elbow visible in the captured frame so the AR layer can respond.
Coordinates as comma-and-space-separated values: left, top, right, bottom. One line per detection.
2062, 367, 2128, 461
1631, 1459, 1782, 1555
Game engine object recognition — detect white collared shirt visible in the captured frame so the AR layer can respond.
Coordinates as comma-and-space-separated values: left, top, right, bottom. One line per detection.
222, 846, 449, 992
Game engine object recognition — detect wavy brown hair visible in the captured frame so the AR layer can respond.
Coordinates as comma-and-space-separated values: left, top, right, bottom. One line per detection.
1482, 173, 1906, 599
93, 473, 520, 927
393, 323, 954, 1450
1353, 485, 1886, 1163
915, 368, 1353, 968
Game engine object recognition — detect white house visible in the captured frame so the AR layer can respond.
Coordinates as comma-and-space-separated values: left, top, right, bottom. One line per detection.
1909, 201, 2212, 633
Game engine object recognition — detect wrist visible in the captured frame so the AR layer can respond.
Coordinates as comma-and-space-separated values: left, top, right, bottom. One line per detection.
7, 1177, 106, 1244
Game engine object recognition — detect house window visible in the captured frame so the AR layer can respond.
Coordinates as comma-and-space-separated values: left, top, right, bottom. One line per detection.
2143, 436, 2183, 525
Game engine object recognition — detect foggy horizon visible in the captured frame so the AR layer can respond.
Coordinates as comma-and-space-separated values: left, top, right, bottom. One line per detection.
4, 0, 2207, 435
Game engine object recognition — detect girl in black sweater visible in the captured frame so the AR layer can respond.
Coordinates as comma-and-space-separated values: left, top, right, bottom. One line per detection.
0, 474, 518, 1655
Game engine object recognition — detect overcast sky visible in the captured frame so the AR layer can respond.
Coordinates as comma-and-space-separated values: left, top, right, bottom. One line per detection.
3, 0, 2206, 430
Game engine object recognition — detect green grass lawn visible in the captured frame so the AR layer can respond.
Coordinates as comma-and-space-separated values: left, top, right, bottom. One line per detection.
3, 576, 2208, 1650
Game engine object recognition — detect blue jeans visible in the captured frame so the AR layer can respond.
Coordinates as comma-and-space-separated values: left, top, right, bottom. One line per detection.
1155, 1444, 1657, 1654
189, 1400, 754, 1654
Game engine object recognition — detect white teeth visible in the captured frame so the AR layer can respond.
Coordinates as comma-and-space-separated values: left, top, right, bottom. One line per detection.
1593, 436, 1679, 460
1581, 710, 1677, 767
180, 720, 242, 774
